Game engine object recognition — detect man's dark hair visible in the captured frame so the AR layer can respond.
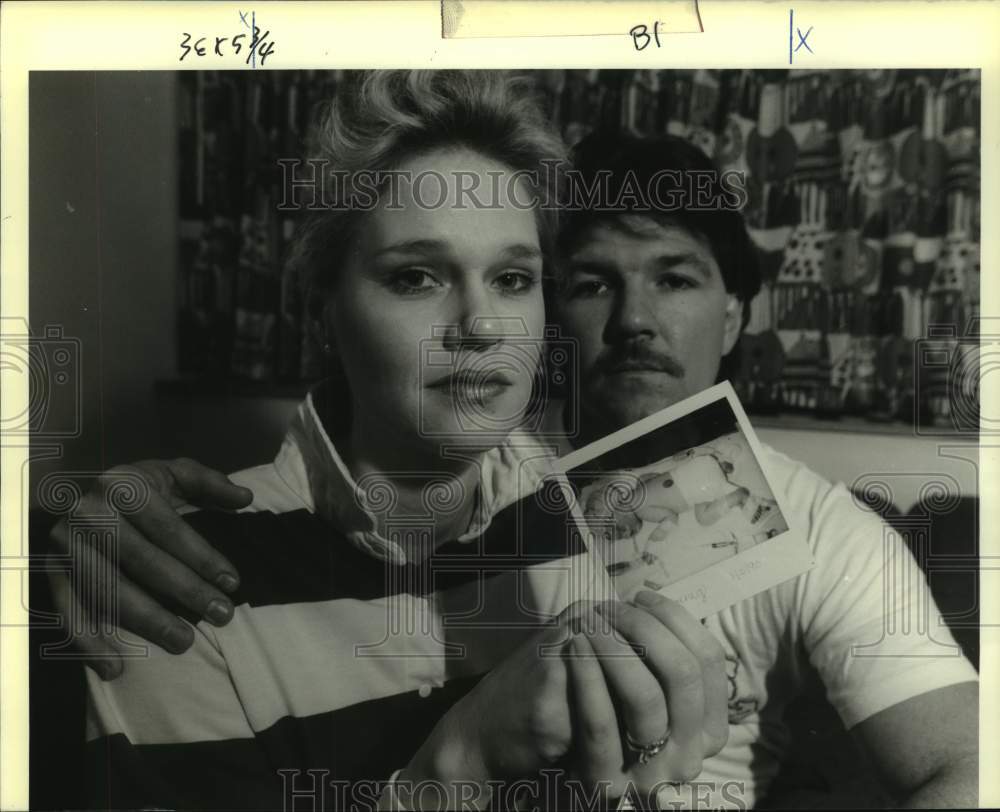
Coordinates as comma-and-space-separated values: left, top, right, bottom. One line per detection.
557, 132, 763, 337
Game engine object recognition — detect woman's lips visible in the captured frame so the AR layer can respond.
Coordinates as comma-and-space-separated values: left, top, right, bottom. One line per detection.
428, 372, 514, 403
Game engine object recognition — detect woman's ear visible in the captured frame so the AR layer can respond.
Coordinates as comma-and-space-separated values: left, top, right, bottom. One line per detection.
312, 305, 347, 384
308, 295, 335, 358
309, 316, 329, 356
721, 294, 743, 357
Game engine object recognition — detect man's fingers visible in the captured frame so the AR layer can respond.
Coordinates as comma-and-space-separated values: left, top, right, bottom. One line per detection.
585, 605, 670, 753
114, 517, 235, 627
44, 459, 240, 663
565, 634, 625, 786
122, 489, 240, 595
67, 620, 126, 681
632, 591, 729, 757
65, 477, 240, 618
113, 573, 197, 654
53, 539, 198, 655
46, 569, 124, 680
160, 458, 254, 511
91, 464, 241, 592
76, 638, 126, 681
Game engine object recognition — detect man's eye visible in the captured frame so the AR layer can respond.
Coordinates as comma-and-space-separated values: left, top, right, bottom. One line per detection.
567, 278, 610, 298
659, 274, 696, 291
388, 269, 440, 294
494, 270, 538, 294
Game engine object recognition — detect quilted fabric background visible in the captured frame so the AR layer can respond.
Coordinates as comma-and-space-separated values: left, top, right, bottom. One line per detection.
528, 69, 981, 426
178, 69, 981, 429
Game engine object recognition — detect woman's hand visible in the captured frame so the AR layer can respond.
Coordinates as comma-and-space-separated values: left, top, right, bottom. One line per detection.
395, 593, 728, 809
45, 458, 253, 679
399, 612, 578, 809
567, 590, 729, 807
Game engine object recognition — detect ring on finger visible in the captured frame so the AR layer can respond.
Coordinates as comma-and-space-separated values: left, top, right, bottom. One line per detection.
625, 727, 670, 765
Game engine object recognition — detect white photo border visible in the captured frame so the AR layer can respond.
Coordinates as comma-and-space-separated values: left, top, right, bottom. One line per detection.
555, 381, 814, 619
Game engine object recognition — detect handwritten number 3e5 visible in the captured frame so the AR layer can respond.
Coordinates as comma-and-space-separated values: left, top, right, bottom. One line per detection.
179, 31, 275, 65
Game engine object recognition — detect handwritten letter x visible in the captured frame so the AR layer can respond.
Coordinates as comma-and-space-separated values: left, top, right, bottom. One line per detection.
795, 25, 814, 54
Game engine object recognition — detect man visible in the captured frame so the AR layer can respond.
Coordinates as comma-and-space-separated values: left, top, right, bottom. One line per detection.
47, 133, 978, 808
547, 133, 978, 807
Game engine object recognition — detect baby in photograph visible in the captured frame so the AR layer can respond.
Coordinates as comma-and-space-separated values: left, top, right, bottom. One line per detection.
579, 432, 788, 600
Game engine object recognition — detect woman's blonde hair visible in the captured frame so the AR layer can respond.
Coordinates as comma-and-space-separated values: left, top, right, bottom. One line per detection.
288, 70, 568, 320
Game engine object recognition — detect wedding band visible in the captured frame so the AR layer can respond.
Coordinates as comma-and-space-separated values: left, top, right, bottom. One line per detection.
625, 728, 670, 765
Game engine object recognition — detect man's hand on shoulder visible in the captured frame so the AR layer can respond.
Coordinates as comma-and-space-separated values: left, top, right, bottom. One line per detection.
45, 458, 253, 679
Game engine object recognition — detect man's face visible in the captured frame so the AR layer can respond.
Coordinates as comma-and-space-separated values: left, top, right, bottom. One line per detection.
553, 217, 742, 434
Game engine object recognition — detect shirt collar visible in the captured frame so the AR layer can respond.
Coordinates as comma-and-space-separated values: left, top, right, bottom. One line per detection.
272, 381, 556, 565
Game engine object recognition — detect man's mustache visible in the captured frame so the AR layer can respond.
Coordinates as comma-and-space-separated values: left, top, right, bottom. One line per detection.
592, 344, 686, 378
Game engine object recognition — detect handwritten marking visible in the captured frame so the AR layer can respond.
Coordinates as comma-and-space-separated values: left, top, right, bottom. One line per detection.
789, 9, 813, 64
730, 559, 762, 582
629, 20, 664, 51
243, 10, 256, 69
677, 585, 708, 605
796, 25, 814, 54
789, 8, 793, 64
178, 11, 275, 67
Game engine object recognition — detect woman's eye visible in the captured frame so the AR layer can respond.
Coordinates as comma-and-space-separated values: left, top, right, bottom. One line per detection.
494, 270, 537, 294
388, 269, 440, 294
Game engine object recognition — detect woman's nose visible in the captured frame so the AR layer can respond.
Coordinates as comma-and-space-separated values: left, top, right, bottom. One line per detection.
442, 314, 511, 352
442, 286, 523, 352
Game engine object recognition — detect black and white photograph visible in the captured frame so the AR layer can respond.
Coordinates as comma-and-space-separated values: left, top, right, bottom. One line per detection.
3, 7, 992, 809
559, 384, 804, 615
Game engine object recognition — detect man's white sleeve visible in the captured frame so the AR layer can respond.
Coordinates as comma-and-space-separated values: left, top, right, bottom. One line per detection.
792, 476, 978, 729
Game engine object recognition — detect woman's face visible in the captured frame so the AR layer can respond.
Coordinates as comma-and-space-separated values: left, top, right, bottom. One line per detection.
327, 146, 546, 455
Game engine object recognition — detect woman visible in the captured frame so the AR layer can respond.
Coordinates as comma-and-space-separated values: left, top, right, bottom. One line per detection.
69, 71, 728, 810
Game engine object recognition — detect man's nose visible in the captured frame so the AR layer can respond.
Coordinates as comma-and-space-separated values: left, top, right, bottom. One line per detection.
608, 281, 656, 341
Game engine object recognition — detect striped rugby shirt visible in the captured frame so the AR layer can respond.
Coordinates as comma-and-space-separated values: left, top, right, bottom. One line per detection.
84, 384, 605, 810
85, 386, 978, 809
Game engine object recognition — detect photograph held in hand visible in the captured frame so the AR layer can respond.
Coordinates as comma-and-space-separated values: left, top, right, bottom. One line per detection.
558, 383, 807, 618
26, 67, 980, 811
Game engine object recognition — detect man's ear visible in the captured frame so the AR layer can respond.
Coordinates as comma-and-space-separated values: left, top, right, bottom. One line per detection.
721, 294, 743, 357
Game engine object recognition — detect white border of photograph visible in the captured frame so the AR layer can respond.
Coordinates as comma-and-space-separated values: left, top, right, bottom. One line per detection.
554, 381, 814, 619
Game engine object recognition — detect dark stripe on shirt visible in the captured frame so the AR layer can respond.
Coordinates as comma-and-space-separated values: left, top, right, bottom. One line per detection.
86, 674, 484, 811
180, 489, 584, 614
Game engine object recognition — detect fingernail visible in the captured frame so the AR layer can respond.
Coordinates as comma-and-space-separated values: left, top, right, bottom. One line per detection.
205, 599, 233, 626
163, 625, 193, 654
94, 660, 118, 681
593, 599, 619, 615
216, 573, 239, 593
634, 590, 664, 607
